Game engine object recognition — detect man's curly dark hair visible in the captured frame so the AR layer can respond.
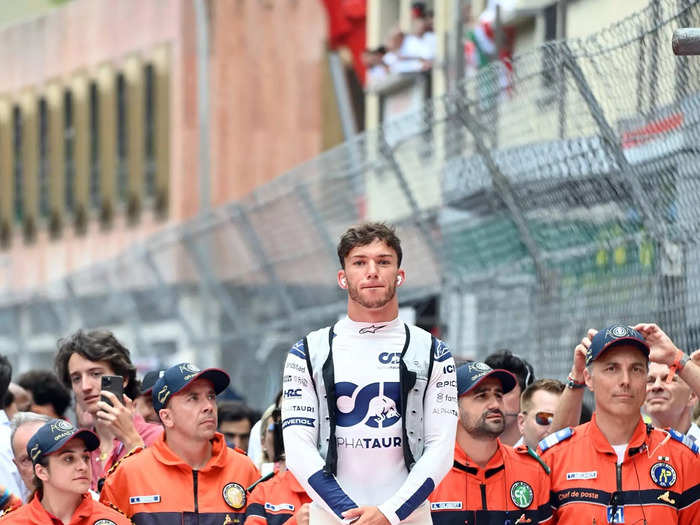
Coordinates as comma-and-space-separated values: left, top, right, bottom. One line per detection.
54, 330, 139, 400
18, 370, 72, 418
485, 349, 535, 392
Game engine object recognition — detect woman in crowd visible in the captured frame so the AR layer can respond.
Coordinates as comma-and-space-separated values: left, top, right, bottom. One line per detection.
0, 419, 130, 524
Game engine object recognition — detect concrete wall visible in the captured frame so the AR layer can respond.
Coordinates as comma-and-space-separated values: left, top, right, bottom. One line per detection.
211, 0, 327, 204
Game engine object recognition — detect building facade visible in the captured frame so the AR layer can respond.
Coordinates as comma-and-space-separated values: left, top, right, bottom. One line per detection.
0, 0, 332, 293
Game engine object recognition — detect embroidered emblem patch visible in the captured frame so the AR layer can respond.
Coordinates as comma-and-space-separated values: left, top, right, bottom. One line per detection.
94, 521, 117, 525
157, 385, 170, 404
223, 482, 246, 509
510, 481, 534, 509
611, 325, 628, 337
650, 462, 677, 488
55, 420, 73, 431
657, 491, 676, 505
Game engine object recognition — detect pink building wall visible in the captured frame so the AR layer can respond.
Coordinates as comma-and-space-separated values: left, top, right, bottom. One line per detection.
0, 0, 329, 293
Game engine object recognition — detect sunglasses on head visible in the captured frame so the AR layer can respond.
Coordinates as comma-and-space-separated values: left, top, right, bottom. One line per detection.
522, 410, 554, 426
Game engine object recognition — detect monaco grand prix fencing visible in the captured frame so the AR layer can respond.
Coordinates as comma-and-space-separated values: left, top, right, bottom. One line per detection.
1, 0, 700, 408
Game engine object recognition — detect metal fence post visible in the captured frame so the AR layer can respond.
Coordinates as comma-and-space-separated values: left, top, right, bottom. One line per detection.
230, 204, 297, 318
63, 276, 84, 331
106, 262, 153, 359
142, 248, 199, 343
561, 40, 688, 344
295, 183, 340, 265
560, 42, 663, 238
182, 233, 244, 333
452, 97, 549, 287
377, 130, 441, 269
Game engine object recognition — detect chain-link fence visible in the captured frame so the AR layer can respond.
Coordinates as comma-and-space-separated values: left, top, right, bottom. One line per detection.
1, 0, 699, 408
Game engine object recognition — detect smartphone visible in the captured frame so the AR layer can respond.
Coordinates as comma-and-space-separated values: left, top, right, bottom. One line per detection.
101, 375, 124, 407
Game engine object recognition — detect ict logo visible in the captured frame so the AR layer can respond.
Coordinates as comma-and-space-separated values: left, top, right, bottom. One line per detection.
336, 382, 401, 428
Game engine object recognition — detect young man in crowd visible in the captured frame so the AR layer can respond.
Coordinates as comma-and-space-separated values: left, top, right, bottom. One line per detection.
541, 323, 700, 524
54, 330, 162, 489
516, 378, 564, 450
218, 400, 256, 451
100, 362, 260, 523
484, 350, 535, 446
132, 368, 164, 425
17, 370, 71, 419
282, 222, 457, 525
429, 362, 552, 525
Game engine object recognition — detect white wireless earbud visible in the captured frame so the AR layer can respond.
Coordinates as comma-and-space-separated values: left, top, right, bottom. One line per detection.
396, 276, 402, 284
341, 278, 347, 286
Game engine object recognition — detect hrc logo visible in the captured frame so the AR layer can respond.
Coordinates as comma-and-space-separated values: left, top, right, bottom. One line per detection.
283, 388, 302, 398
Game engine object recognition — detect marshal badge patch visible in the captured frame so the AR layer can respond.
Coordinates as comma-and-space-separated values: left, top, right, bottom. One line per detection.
223, 482, 246, 510
54, 419, 73, 431
650, 462, 677, 488
510, 481, 534, 509
94, 520, 117, 525
610, 325, 629, 337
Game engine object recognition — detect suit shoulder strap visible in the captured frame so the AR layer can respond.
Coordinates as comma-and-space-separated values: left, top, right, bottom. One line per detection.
538, 427, 574, 452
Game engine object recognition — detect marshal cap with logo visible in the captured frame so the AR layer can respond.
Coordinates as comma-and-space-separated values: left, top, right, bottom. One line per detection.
586, 324, 650, 366
152, 362, 230, 412
140, 369, 166, 395
456, 361, 517, 396
27, 419, 99, 465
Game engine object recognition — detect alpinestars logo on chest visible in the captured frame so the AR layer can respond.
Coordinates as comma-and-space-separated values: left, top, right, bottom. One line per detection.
359, 324, 387, 334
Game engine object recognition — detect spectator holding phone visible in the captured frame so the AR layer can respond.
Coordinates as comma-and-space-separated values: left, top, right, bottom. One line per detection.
54, 330, 162, 490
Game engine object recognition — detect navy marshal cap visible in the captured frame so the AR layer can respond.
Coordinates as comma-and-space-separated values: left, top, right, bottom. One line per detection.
586, 324, 650, 366
140, 369, 165, 395
152, 362, 230, 412
27, 419, 99, 465
456, 361, 517, 396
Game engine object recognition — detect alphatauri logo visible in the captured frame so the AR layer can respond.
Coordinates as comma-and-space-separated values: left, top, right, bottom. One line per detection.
336, 382, 401, 428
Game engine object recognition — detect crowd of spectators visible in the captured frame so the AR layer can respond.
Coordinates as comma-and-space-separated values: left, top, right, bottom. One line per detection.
0, 321, 696, 523
364, 3, 436, 86
0, 224, 698, 523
